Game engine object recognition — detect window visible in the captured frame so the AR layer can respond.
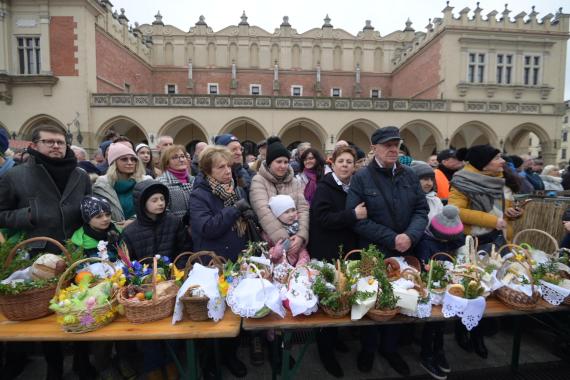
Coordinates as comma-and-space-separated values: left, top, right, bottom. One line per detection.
562, 149, 567, 160
291, 85, 303, 96
17, 37, 41, 75
467, 52, 485, 83
496, 53, 513, 84
166, 84, 177, 94
124, 83, 131, 93
331, 88, 341, 97
250, 84, 261, 96
563, 131, 568, 143
208, 83, 219, 95
370, 89, 381, 98
523, 55, 541, 85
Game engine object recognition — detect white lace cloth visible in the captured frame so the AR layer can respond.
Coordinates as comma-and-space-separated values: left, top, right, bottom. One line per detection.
430, 290, 445, 305
172, 263, 225, 324
283, 267, 318, 317
226, 275, 285, 318
539, 280, 570, 306
401, 296, 432, 319
442, 292, 486, 331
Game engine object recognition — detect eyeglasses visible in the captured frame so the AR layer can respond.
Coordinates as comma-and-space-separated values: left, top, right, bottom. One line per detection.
170, 155, 188, 161
118, 156, 138, 163
37, 139, 66, 147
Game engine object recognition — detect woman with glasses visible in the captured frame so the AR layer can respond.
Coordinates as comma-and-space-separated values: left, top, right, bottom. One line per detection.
93, 143, 150, 227
157, 145, 194, 220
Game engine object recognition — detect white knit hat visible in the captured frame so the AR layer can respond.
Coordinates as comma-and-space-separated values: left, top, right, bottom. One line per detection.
268, 195, 296, 218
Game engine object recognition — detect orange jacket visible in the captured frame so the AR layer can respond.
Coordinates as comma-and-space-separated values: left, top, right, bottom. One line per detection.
434, 168, 450, 200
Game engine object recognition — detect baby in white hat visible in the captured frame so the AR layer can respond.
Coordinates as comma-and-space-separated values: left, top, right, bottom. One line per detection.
266, 195, 310, 267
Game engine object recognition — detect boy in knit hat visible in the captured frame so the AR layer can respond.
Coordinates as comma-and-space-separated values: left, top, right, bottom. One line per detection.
266, 194, 310, 267
72, 195, 121, 261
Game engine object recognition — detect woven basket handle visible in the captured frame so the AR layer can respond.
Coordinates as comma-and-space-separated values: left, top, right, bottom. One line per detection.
512, 228, 560, 256
343, 249, 363, 261
6, 236, 71, 269
151, 256, 158, 302
285, 265, 312, 291
181, 251, 224, 280
430, 252, 455, 263
400, 268, 428, 298
497, 243, 528, 257
55, 257, 115, 294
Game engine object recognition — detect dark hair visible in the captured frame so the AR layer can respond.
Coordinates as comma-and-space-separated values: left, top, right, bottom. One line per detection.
31, 125, 66, 143
332, 146, 356, 162
299, 148, 326, 180
112, 135, 135, 151
503, 165, 521, 194
103, 130, 119, 141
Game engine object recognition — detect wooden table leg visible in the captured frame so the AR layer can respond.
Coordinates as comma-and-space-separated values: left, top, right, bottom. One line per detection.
510, 316, 521, 372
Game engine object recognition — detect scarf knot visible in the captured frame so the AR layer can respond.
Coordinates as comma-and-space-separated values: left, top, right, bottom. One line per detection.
206, 175, 247, 237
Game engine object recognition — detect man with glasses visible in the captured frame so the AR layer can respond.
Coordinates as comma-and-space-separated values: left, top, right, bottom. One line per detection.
347, 126, 429, 376
0, 124, 91, 379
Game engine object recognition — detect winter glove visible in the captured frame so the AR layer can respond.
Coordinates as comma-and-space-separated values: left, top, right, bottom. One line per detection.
234, 199, 252, 213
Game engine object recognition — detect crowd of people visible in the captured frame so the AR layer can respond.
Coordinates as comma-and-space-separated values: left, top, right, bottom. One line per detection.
0, 124, 566, 380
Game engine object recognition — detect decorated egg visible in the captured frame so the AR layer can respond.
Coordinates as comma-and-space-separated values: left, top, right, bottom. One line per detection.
31, 254, 67, 280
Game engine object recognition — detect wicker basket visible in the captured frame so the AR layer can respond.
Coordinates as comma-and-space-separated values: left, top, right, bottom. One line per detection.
367, 307, 400, 322
344, 249, 376, 277
495, 252, 540, 311
320, 291, 353, 318
118, 256, 178, 323
513, 228, 560, 259
53, 257, 118, 333
0, 237, 72, 321
174, 251, 225, 322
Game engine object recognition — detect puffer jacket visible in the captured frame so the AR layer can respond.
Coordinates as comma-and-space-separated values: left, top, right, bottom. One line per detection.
249, 163, 309, 244
122, 180, 189, 261
346, 160, 429, 257
189, 173, 248, 262
0, 155, 91, 250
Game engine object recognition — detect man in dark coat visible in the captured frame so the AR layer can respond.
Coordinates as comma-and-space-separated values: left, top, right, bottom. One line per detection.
0, 124, 91, 379
346, 126, 429, 376
214, 134, 253, 195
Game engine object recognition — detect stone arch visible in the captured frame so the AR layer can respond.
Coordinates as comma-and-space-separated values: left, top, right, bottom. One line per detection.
159, 116, 208, 150
19, 114, 66, 140
97, 116, 148, 145
400, 119, 445, 160
279, 118, 327, 152
504, 122, 551, 157
338, 119, 379, 150
450, 121, 498, 149
220, 117, 268, 144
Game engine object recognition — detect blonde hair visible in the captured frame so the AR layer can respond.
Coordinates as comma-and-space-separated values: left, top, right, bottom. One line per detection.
199, 146, 232, 175
106, 158, 146, 186
160, 145, 188, 172
541, 165, 558, 176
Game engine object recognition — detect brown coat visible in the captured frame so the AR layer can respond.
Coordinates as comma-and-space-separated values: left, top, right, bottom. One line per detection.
250, 163, 310, 244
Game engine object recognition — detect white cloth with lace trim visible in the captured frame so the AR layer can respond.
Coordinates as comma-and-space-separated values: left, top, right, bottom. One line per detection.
539, 280, 570, 306
226, 274, 285, 318
442, 291, 486, 331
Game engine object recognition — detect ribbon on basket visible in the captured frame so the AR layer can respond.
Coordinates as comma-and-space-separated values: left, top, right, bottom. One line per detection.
172, 263, 225, 324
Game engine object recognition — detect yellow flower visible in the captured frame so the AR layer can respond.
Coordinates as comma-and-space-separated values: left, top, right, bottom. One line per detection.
172, 266, 184, 281
218, 279, 229, 297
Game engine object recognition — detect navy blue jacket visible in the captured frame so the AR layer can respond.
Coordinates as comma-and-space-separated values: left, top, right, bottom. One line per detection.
415, 233, 465, 264
189, 173, 247, 262
346, 160, 429, 257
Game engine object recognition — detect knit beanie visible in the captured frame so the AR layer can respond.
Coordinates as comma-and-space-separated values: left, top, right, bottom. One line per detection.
100, 140, 112, 157
509, 155, 523, 169
80, 195, 112, 223
107, 143, 137, 165
213, 134, 239, 146
268, 194, 296, 218
429, 205, 464, 241
135, 143, 150, 153
411, 161, 435, 179
456, 145, 500, 171
0, 128, 8, 156
266, 136, 291, 166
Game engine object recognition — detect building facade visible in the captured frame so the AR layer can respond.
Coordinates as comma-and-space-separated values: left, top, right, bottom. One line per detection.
0, 0, 568, 162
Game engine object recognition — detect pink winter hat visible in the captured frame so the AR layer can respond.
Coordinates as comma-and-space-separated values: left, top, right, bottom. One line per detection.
429, 205, 464, 241
107, 143, 137, 165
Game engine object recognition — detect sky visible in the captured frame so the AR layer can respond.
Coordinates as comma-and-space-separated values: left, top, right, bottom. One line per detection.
110, 0, 570, 99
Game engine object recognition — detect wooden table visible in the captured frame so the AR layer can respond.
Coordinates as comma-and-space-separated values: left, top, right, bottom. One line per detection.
243, 297, 568, 380
0, 311, 241, 380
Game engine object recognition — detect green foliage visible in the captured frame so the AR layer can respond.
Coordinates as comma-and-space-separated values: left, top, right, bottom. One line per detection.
0, 277, 58, 295
361, 244, 399, 310
460, 277, 485, 299
532, 261, 560, 285
420, 260, 451, 289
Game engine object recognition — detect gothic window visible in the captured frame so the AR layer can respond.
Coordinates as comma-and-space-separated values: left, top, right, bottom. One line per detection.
496, 53, 513, 84
524, 54, 541, 86
17, 37, 41, 74
468, 52, 485, 83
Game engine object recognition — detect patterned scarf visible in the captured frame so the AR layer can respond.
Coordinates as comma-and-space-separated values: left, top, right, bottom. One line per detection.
206, 175, 247, 237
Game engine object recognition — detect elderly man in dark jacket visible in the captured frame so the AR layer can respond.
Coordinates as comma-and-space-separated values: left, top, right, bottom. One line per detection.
347, 126, 429, 376
0, 125, 91, 379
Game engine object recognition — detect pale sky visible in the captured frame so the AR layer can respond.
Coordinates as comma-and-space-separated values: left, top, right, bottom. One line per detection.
111, 0, 569, 99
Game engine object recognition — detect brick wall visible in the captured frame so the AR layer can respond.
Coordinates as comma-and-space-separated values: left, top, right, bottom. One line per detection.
391, 38, 442, 99
95, 29, 152, 93
50, 16, 78, 76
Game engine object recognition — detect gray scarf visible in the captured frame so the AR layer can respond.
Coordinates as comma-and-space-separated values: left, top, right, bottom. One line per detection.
451, 169, 505, 212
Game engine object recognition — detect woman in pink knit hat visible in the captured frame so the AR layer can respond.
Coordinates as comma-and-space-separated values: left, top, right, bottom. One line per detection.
93, 142, 151, 227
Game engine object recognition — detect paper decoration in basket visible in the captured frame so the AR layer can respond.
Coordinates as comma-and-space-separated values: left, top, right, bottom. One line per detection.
442, 264, 487, 331
49, 267, 124, 328
282, 266, 318, 317
172, 262, 226, 323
